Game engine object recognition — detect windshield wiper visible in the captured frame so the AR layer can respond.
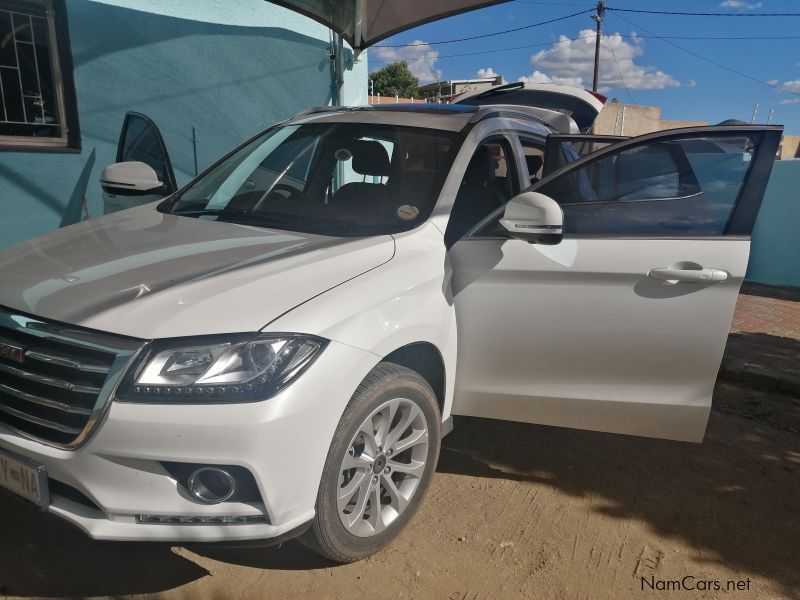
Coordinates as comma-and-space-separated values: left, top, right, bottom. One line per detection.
168, 206, 343, 232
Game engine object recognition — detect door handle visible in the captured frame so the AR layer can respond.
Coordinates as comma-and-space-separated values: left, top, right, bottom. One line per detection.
648, 266, 728, 283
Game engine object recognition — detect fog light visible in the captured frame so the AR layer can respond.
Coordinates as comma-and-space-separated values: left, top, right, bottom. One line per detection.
187, 467, 236, 504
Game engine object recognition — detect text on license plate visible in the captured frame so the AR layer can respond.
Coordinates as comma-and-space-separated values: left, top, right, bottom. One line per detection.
0, 451, 48, 506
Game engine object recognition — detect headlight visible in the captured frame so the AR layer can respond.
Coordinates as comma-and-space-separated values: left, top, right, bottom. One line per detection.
117, 333, 327, 403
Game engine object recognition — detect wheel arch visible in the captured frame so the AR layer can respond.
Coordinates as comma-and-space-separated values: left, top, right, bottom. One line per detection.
382, 342, 446, 416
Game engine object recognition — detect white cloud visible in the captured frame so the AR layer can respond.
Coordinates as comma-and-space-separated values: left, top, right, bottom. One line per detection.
518, 29, 680, 92
719, 0, 763, 9
371, 41, 441, 83
778, 98, 800, 105
766, 79, 779, 85
476, 67, 504, 81
778, 79, 800, 92
518, 70, 583, 88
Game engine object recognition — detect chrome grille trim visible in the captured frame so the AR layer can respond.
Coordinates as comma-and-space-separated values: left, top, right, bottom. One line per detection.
0, 382, 93, 415
0, 307, 144, 449
0, 362, 102, 395
24, 350, 110, 375
0, 403, 83, 435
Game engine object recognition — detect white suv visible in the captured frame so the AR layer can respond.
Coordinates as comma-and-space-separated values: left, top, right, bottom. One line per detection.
0, 93, 782, 562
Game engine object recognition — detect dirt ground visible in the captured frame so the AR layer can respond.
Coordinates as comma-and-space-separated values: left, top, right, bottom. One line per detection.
1, 381, 798, 600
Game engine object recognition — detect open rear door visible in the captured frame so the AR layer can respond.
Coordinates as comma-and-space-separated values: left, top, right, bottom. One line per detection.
455, 82, 607, 133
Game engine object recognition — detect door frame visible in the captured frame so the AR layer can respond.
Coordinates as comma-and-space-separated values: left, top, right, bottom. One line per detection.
116, 111, 179, 195
468, 125, 783, 241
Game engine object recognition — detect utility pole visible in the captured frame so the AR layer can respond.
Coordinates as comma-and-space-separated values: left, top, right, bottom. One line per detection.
591, 1, 605, 93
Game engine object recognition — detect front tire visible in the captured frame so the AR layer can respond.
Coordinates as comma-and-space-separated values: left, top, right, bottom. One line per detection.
301, 362, 441, 563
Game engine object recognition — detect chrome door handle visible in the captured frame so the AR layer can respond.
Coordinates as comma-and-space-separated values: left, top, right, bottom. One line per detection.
648, 267, 728, 283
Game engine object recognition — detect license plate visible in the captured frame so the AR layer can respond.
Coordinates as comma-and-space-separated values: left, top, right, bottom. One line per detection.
0, 449, 49, 508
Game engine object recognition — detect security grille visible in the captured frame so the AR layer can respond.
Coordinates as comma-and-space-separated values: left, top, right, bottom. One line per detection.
0, 1, 63, 140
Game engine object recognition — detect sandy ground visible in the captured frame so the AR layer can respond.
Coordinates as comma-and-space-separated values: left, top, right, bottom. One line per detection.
1, 381, 798, 600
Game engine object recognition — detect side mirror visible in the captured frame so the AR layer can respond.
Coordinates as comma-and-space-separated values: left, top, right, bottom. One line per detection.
500, 191, 564, 245
100, 161, 167, 214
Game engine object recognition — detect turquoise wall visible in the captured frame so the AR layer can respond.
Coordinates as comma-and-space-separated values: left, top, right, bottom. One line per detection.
0, 0, 367, 249
746, 159, 800, 287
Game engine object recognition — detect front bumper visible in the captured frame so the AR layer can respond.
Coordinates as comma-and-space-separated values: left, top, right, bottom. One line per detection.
0, 340, 379, 542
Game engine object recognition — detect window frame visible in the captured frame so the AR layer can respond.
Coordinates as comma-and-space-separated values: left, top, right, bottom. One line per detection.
542, 134, 626, 178
116, 111, 177, 194
443, 134, 519, 247
482, 135, 520, 199
466, 125, 783, 241
0, 0, 80, 152
518, 135, 546, 185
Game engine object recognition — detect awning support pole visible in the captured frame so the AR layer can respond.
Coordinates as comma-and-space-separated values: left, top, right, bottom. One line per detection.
331, 31, 345, 105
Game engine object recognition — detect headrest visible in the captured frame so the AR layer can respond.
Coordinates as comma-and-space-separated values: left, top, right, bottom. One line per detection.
464, 145, 496, 187
348, 140, 391, 177
525, 155, 543, 175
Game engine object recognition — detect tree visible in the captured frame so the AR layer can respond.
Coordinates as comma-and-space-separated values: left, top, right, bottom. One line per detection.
370, 61, 420, 98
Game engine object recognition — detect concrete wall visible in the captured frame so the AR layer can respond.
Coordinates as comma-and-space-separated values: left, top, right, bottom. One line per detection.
779, 135, 800, 160
592, 103, 707, 137
746, 159, 800, 287
0, 0, 367, 251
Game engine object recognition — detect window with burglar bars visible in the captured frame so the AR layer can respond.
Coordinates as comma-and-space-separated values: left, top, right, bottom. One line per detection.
0, 0, 78, 149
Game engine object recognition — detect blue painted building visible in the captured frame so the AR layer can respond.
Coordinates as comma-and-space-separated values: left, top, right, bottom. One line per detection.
746, 159, 800, 288
0, 1, 796, 288
0, 0, 367, 248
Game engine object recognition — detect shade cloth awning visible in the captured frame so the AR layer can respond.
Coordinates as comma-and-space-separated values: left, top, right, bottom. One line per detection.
266, 0, 513, 52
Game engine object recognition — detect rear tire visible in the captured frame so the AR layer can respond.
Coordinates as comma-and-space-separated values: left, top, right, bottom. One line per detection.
300, 362, 441, 563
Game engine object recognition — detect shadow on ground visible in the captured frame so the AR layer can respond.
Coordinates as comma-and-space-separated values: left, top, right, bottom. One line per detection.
438, 383, 800, 599
0, 498, 208, 597
0, 384, 797, 598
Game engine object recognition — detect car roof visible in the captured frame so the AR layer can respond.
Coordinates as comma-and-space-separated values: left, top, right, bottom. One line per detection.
289, 103, 554, 134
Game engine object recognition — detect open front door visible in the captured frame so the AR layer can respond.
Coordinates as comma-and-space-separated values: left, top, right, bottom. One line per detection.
101, 112, 177, 214
542, 134, 626, 177
449, 125, 782, 442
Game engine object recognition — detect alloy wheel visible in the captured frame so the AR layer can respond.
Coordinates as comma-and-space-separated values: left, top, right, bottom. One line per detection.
336, 397, 430, 537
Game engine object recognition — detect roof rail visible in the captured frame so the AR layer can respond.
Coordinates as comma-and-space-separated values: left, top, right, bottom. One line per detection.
295, 106, 342, 117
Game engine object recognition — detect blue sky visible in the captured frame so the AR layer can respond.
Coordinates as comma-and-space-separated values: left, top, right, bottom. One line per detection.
367, 0, 800, 133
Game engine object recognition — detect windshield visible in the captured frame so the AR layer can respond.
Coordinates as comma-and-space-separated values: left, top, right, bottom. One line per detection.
162, 122, 460, 236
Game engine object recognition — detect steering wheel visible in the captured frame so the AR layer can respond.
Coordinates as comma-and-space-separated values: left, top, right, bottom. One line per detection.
264, 183, 312, 204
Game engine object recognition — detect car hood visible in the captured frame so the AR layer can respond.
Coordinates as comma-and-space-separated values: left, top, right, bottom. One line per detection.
0, 205, 395, 339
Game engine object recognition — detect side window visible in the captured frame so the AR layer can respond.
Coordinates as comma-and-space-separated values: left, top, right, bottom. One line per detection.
537, 134, 759, 236
445, 138, 516, 247
484, 140, 515, 200
0, 0, 80, 150
520, 138, 545, 185
117, 112, 176, 193
542, 135, 627, 178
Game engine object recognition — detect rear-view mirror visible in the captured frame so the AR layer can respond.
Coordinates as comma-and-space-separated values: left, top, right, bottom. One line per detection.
100, 161, 167, 214
500, 191, 564, 245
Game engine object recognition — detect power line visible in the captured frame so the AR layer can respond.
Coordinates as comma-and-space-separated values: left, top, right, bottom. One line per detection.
373, 8, 592, 48
611, 12, 800, 98
513, 0, 594, 5
602, 21, 661, 121
607, 7, 800, 17
368, 33, 800, 64
372, 33, 598, 63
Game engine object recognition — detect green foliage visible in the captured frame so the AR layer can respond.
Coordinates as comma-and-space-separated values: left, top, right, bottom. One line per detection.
370, 61, 420, 98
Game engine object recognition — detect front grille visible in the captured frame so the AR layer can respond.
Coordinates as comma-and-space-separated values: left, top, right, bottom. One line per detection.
0, 307, 142, 447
